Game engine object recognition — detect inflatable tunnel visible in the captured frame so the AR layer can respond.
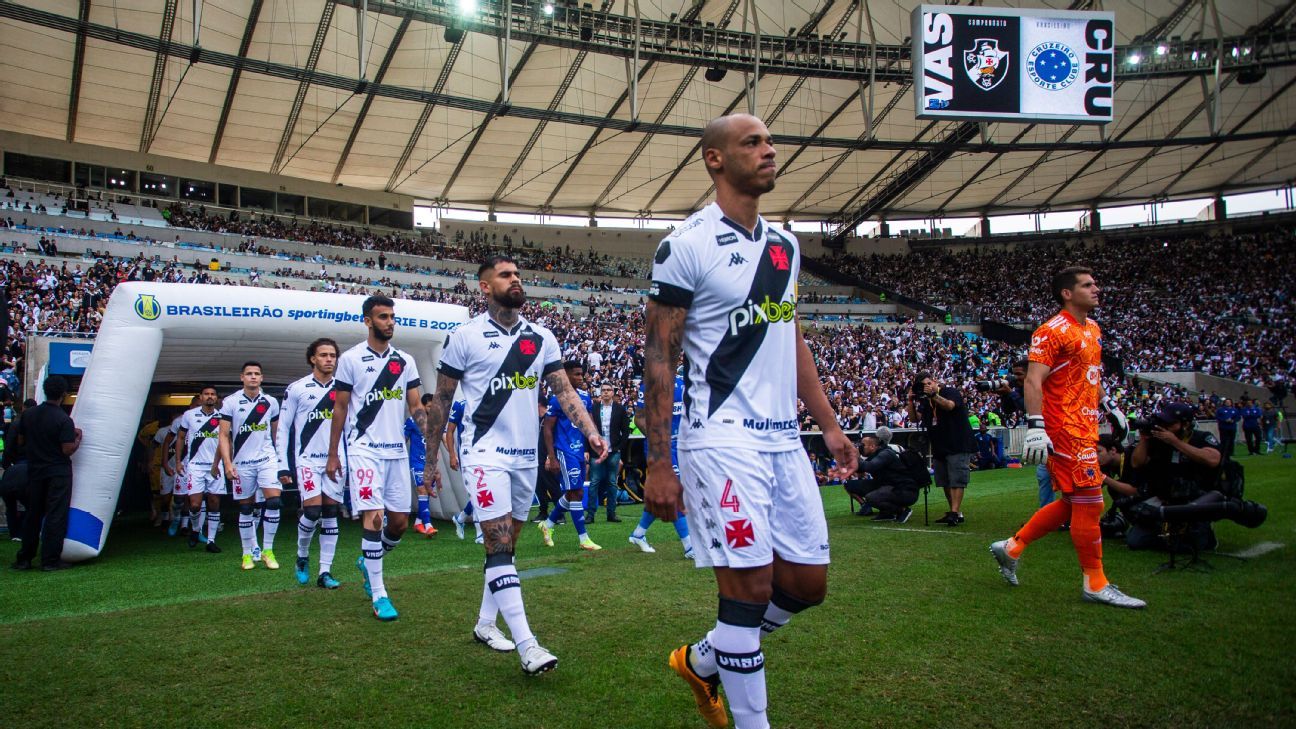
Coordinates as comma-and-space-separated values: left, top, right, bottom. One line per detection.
65, 282, 471, 562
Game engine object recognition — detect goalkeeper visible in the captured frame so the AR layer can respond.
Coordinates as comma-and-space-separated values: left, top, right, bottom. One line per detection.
989, 266, 1145, 609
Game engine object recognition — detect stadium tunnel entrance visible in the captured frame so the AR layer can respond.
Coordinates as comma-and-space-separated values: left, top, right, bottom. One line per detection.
62, 282, 470, 562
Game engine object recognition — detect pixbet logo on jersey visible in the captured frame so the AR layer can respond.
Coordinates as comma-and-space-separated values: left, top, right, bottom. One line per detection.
238, 423, 269, 434
304, 408, 334, 423
360, 387, 403, 407
727, 295, 796, 336
488, 372, 538, 395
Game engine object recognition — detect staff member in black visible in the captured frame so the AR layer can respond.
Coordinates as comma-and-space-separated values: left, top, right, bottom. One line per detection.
12, 376, 82, 571
587, 383, 630, 522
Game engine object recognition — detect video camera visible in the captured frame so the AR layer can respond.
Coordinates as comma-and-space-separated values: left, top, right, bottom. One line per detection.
974, 379, 1009, 393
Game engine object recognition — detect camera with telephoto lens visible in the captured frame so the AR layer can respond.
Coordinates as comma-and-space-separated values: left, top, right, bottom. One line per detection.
1128, 417, 1158, 434
975, 379, 1009, 392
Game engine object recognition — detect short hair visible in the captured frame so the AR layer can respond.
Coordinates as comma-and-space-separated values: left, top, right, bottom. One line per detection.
42, 375, 69, 401
861, 433, 881, 445
363, 294, 394, 318
306, 337, 338, 364
875, 425, 893, 444
478, 254, 517, 279
564, 361, 583, 373
1097, 433, 1123, 451
200, 384, 219, 395
241, 361, 262, 374
1051, 265, 1093, 307
913, 372, 932, 390
1012, 358, 1029, 372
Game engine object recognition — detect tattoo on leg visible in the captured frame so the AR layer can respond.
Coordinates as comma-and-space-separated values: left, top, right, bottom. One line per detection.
481, 517, 515, 555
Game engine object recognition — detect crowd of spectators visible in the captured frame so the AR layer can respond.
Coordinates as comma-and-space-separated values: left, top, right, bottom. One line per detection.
819, 230, 1296, 388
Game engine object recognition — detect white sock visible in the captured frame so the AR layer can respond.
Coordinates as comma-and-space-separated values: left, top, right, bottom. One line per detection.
297, 514, 318, 559
261, 508, 280, 551
362, 529, 387, 600
180, 513, 190, 529
318, 517, 339, 574
689, 632, 718, 676
238, 510, 257, 555
474, 523, 483, 538
761, 603, 794, 636
188, 508, 201, 536
485, 555, 534, 653
712, 599, 769, 729
477, 581, 500, 628
205, 511, 219, 543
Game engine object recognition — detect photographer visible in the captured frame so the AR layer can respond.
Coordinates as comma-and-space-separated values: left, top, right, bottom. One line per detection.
980, 358, 1028, 421
908, 372, 974, 526
1127, 403, 1223, 551
844, 430, 917, 523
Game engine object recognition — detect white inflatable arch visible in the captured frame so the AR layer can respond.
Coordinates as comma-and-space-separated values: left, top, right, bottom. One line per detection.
65, 282, 470, 562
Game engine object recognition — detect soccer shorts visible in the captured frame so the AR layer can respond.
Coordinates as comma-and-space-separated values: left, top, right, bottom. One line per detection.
180, 463, 226, 496
348, 452, 412, 514
297, 461, 344, 502
555, 449, 587, 493
231, 458, 279, 501
411, 465, 425, 490
160, 468, 175, 496
463, 461, 538, 522
1046, 439, 1103, 494
679, 447, 830, 570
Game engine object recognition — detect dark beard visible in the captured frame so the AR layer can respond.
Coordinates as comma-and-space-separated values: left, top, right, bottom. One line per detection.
371, 325, 393, 342
494, 288, 525, 309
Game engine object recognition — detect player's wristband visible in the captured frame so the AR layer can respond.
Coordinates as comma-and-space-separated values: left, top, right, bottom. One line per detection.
1027, 415, 1046, 430
277, 469, 291, 480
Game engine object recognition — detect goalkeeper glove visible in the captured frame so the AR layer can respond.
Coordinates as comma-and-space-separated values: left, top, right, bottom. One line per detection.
1100, 395, 1128, 439
1022, 415, 1053, 465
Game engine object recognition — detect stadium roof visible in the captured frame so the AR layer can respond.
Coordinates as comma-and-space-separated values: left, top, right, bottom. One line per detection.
1, 0, 1294, 226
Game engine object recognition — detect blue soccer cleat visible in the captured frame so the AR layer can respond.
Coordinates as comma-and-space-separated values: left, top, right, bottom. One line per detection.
167, 520, 180, 537
295, 556, 309, 585
372, 597, 399, 621
317, 572, 341, 589
356, 555, 372, 598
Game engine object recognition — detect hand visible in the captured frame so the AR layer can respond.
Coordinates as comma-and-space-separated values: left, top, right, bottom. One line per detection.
1101, 395, 1128, 439
923, 381, 939, 397
545, 455, 559, 474
175, 462, 185, 477
163, 464, 175, 477
823, 430, 858, 481
423, 460, 440, 498
448, 453, 460, 472
644, 460, 685, 521
1148, 426, 1178, 445
588, 434, 609, 464
213, 462, 227, 479
278, 470, 292, 486
1022, 417, 1053, 465
325, 453, 342, 483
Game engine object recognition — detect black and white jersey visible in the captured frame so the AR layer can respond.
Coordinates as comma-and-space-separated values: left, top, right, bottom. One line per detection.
648, 202, 802, 453
437, 313, 563, 467
180, 407, 223, 466
335, 342, 421, 459
276, 374, 338, 470
219, 390, 280, 464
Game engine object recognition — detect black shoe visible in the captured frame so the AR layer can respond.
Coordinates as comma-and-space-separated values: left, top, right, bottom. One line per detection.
947, 513, 965, 527
606, 515, 622, 523
205, 542, 222, 554
10, 559, 31, 571
871, 513, 895, 522
188, 531, 200, 548
1057, 522, 1071, 532
934, 512, 956, 524
41, 561, 72, 572
586, 513, 598, 524
896, 507, 913, 525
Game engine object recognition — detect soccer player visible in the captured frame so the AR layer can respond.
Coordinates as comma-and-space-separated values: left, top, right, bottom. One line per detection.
158, 405, 188, 537
446, 398, 484, 544
407, 393, 438, 536
326, 294, 427, 621
424, 254, 608, 675
642, 114, 856, 729
990, 265, 1144, 609
629, 371, 693, 558
277, 338, 344, 589
537, 362, 600, 551
174, 386, 224, 554
218, 362, 282, 571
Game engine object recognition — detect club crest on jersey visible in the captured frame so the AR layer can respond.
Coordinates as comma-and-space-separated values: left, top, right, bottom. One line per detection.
518, 338, 537, 356
964, 38, 1009, 91
328, 391, 336, 401
727, 295, 796, 336
255, 403, 267, 414
208, 417, 219, 428
387, 360, 403, 375
768, 245, 790, 271
134, 294, 161, 321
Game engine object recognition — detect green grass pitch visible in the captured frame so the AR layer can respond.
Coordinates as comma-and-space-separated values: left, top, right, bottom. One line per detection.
2, 454, 1293, 728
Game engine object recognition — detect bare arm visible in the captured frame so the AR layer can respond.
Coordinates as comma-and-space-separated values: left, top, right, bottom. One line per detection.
406, 386, 427, 437
325, 390, 350, 481
61, 427, 82, 456
543, 415, 558, 464
642, 301, 686, 470
218, 420, 234, 471
422, 372, 459, 476
796, 326, 856, 480
544, 370, 607, 460
161, 430, 176, 475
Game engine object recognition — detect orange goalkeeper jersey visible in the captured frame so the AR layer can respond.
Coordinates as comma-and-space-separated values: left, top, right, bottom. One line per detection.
1028, 310, 1103, 448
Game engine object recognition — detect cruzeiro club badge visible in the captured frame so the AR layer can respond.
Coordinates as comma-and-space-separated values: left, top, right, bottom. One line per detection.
1027, 41, 1080, 91
134, 293, 161, 320
964, 39, 1009, 91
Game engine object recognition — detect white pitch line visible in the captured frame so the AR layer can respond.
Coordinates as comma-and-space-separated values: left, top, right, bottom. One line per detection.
1221, 541, 1285, 559
869, 526, 976, 536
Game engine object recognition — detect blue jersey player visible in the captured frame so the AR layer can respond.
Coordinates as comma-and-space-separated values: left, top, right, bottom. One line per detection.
538, 362, 600, 550
629, 371, 692, 558
406, 393, 438, 536
446, 399, 485, 543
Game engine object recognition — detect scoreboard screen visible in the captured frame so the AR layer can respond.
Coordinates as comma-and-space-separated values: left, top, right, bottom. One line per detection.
911, 5, 1116, 124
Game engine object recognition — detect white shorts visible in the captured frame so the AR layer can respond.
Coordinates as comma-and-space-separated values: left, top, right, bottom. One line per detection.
232, 458, 279, 501
297, 461, 343, 502
678, 447, 830, 570
178, 464, 226, 497
348, 453, 412, 514
464, 461, 537, 523
160, 468, 175, 496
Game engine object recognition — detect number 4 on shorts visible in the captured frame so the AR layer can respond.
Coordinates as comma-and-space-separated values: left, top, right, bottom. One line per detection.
720, 479, 740, 513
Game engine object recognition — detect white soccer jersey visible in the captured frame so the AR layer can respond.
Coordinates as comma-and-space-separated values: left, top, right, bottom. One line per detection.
180, 407, 223, 466
648, 202, 802, 453
437, 313, 563, 468
335, 342, 421, 459
276, 373, 339, 470
219, 390, 280, 464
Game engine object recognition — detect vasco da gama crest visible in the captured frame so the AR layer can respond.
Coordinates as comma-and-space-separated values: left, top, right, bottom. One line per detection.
964, 38, 1009, 91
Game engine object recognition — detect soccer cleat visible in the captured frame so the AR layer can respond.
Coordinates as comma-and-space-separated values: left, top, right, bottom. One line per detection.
452, 512, 466, 540
197, 532, 209, 544
295, 557, 310, 585
989, 540, 1019, 587
205, 542, 222, 554
473, 624, 516, 653
520, 643, 558, 675
683, 547, 695, 560
241, 554, 256, 571
262, 550, 280, 570
474, 533, 484, 545
356, 555, 372, 598
167, 520, 180, 537
424, 522, 438, 537
669, 645, 728, 728
317, 572, 341, 589
578, 535, 602, 551
413, 522, 428, 535
188, 531, 200, 549
628, 535, 656, 553
1083, 584, 1147, 609
538, 522, 554, 547
372, 597, 399, 621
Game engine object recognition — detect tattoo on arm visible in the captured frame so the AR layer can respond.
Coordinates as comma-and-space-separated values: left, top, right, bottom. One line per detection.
545, 371, 600, 440
643, 302, 686, 465
423, 373, 459, 454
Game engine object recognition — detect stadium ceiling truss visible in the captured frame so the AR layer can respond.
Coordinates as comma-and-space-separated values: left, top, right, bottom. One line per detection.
1, 0, 1295, 228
